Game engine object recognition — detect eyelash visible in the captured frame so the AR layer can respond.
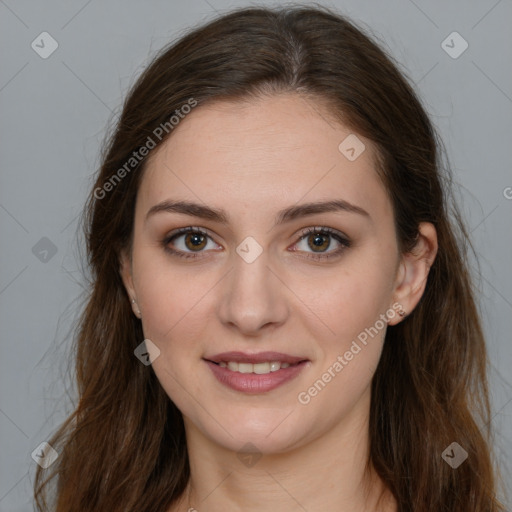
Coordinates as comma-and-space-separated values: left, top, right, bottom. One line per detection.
162, 226, 351, 261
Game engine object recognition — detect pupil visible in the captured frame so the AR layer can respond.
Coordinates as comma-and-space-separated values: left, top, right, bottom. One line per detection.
309, 232, 328, 251
187, 233, 206, 250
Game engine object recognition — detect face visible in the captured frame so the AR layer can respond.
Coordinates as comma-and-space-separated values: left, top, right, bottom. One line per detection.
121, 93, 409, 454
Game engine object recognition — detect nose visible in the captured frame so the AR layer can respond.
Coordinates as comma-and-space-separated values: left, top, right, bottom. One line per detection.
216, 244, 289, 336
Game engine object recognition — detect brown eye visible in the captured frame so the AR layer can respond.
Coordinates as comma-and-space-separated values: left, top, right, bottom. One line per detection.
184, 232, 207, 251
163, 227, 220, 259
293, 226, 351, 260
307, 232, 331, 252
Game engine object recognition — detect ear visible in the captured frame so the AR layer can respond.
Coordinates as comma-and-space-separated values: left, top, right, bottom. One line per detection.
388, 222, 438, 326
119, 249, 141, 318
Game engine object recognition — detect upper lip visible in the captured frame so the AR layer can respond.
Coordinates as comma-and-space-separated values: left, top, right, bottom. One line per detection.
205, 351, 307, 364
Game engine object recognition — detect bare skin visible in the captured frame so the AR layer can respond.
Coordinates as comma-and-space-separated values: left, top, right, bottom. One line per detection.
120, 93, 438, 512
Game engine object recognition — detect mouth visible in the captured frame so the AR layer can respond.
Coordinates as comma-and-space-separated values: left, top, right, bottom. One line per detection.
207, 360, 303, 374
203, 351, 310, 393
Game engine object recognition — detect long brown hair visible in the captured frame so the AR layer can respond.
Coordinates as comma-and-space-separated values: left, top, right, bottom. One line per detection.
34, 5, 505, 511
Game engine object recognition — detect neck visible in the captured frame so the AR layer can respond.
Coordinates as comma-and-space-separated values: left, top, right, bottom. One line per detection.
175, 388, 396, 512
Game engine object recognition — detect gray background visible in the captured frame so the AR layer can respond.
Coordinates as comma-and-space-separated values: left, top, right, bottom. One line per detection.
1, 0, 511, 510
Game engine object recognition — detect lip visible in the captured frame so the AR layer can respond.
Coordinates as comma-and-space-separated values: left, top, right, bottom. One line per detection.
205, 351, 306, 365
204, 351, 310, 394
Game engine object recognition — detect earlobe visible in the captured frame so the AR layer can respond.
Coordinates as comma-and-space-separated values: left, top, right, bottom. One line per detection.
388, 222, 438, 325
131, 298, 142, 318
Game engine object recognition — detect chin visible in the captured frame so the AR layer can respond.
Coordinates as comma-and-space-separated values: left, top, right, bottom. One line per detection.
186, 406, 314, 456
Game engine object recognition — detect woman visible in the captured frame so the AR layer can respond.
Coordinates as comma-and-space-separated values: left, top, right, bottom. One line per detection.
34, 5, 505, 511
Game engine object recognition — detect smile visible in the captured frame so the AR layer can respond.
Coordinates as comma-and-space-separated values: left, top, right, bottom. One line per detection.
204, 351, 310, 393
217, 361, 294, 374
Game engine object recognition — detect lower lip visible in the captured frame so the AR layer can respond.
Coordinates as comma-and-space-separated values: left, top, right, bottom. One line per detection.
205, 360, 309, 393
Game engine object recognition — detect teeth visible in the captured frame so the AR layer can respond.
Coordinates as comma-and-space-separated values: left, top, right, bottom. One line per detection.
218, 361, 293, 374
269, 361, 281, 372
238, 363, 253, 374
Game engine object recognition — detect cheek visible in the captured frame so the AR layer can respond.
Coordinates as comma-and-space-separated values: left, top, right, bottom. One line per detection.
137, 265, 209, 407
297, 323, 386, 423
290, 255, 394, 409
133, 246, 209, 338
292, 257, 395, 345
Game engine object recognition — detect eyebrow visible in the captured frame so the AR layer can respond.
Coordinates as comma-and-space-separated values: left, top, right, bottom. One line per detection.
146, 198, 370, 226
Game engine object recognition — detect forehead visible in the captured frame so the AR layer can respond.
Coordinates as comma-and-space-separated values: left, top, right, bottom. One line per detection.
138, 93, 391, 224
